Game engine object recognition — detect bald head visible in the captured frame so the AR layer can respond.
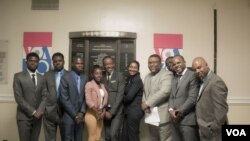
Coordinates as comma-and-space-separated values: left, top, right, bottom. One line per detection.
192, 57, 210, 79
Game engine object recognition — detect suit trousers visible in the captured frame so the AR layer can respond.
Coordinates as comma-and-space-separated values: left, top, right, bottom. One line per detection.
199, 131, 222, 141
43, 116, 63, 141
171, 123, 199, 141
104, 115, 123, 141
121, 114, 142, 141
148, 122, 172, 141
85, 109, 103, 141
61, 120, 84, 141
17, 118, 42, 141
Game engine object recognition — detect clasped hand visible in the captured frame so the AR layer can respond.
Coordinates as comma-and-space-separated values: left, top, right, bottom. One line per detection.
75, 112, 84, 124
33, 111, 43, 119
169, 109, 183, 123
93, 107, 105, 120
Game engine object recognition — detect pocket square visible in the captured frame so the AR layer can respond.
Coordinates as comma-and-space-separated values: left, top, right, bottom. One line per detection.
110, 80, 116, 83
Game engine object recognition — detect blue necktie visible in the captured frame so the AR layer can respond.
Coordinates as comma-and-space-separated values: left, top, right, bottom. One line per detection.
77, 76, 81, 94
56, 72, 62, 97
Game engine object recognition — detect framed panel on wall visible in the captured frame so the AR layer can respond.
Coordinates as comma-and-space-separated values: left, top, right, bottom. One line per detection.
69, 31, 136, 75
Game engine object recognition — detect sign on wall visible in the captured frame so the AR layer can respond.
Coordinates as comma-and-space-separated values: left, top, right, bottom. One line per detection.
23, 32, 52, 74
154, 33, 183, 67
0, 40, 8, 85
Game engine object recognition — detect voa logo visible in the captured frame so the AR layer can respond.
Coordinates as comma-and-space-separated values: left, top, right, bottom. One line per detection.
226, 129, 246, 136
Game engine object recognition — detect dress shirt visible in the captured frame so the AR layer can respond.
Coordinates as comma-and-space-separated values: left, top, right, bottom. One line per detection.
27, 69, 37, 86
55, 70, 64, 96
197, 70, 211, 99
73, 71, 81, 94
177, 68, 187, 81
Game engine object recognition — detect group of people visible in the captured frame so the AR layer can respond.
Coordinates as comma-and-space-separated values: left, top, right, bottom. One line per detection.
13, 52, 228, 141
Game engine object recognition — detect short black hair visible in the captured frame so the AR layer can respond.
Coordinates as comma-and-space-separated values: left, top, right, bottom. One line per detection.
26, 52, 39, 61
173, 55, 185, 62
102, 55, 113, 63
149, 54, 161, 62
128, 60, 140, 70
89, 65, 103, 80
165, 56, 173, 62
52, 52, 64, 60
72, 55, 83, 63
91, 65, 103, 74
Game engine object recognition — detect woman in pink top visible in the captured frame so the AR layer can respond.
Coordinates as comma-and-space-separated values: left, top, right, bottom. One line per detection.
85, 65, 108, 141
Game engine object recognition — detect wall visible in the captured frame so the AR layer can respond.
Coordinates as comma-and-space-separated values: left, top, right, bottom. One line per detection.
0, 0, 250, 140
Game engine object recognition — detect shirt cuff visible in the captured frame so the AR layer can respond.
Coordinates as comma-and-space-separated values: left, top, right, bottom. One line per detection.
145, 101, 150, 107
32, 110, 36, 115
168, 108, 174, 112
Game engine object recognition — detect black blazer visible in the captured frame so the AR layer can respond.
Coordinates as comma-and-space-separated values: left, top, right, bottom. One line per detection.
123, 73, 144, 117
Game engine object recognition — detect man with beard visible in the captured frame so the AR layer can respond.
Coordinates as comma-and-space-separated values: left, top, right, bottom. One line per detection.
13, 52, 47, 141
43, 52, 68, 141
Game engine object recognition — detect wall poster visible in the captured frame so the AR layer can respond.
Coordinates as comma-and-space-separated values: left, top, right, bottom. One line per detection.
23, 32, 52, 74
0, 40, 8, 85
154, 33, 183, 68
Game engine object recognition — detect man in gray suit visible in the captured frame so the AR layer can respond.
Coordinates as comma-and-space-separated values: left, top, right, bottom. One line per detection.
142, 54, 173, 141
192, 57, 228, 141
168, 55, 199, 141
43, 52, 68, 141
59, 56, 87, 141
102, 55, 125, 141
13, 52, 47, 141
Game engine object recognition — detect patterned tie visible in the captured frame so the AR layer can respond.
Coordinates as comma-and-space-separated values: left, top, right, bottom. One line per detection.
32, 74, 36, 86
77, 76, 81, 94
56, 72, 62, 97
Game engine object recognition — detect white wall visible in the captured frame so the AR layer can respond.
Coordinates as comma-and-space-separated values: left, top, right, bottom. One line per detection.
0, 0, 250, 140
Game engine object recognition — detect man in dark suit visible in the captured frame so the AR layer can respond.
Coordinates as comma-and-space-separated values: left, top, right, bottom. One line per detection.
168, 55, 199, 141
102, 55, 125, 141
59, 56, 87, 141
192, 57, 228, 141
13, 52, 47, 141
43, 52, 68, 141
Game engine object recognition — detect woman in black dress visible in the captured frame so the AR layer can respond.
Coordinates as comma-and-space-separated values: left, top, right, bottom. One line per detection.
121, 60, 144, 141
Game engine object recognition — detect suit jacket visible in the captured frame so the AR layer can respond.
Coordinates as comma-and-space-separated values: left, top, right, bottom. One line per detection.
103, 71, 125, 116
143, 69, 173, 124
59, 71, 87, 123
13, 70, 47, 120
196, 71, 228, 137
123, 73, 144, 117
85, 80, 108, 109
169, 69, 199, 125
44, 69, 68, 123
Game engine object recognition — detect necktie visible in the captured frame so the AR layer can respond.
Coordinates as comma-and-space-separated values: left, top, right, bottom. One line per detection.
77, 76, 81, 94
32, 74, 36, 86
107, 73, 110, 84
56, 72, 62, 96
176, 74, 182, 86
197, 80, 204, 100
